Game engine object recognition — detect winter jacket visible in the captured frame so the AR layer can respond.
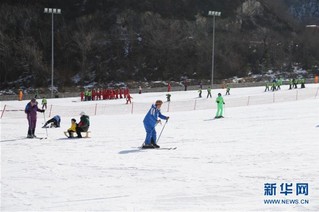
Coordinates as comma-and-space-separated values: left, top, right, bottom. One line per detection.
216, 96, 225, 106
143, 104, 167, 128
78, 115, 90, 131
52, 115, 61, 122
68, 122, 77, 131
25, 102, 43, 120
42, 98, 47, 104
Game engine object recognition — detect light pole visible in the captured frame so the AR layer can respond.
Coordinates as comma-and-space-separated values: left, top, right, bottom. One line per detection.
208, 11, 221, 88
44, 8, 61, 98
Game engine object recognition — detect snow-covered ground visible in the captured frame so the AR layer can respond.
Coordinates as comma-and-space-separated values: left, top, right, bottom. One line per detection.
1, 85, 319, 211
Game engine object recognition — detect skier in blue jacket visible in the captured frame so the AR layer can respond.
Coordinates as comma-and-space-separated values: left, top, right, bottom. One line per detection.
143, 100, 169, 149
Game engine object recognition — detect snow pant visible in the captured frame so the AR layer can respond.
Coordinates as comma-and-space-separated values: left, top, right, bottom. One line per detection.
289, 84, 292, 90
207, 93, 212, 98
265, 87, 269, 92
272, 86, 276, 91
67, 130, 75, 137
27, 116, 37, 136
144, 123, 157, 145
76, 126, 89, 138
226, 91, 230, 95
216, 104, 223, 117
42, 103, 47, 110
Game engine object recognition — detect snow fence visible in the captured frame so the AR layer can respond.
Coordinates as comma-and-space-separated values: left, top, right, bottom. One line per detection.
1, 87, 318, 119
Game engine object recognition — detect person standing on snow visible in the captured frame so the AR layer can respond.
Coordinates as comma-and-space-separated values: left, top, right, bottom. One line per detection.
18, 89, 23, 101
198, 88, 202, 98
41, 97, 47, 110
207, 87, 212, 98
167, 82, 171, 92
215, 93, 225, 118
265, 82, 270, 92
142, 100, 169, 149
126, 93, 133, 104
225, 84, 231, 95
166, 93, 171, 102
25, 98, 45, 138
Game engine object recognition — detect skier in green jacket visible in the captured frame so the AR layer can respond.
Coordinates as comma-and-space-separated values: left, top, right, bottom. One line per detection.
215, 93, 225, 118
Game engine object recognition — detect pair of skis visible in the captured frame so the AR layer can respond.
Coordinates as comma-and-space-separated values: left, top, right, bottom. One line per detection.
140, 120, 176, 150
138, 146, 177, 150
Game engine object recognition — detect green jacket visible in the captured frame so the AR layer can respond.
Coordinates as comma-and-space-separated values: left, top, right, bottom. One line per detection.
79, 115, 90, 128
216, 96, 224, 105
289, 79, 293, 85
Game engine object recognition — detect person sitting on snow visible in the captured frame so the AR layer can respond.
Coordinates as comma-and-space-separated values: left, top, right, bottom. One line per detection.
67, 118, 77, 138
43, 115, 61, 128
76, 112, 90, 138
142, 100, 169, 149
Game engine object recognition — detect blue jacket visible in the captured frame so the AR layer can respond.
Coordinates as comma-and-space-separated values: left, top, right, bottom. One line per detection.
143, 104, 167, 128
52, 115, 61, 122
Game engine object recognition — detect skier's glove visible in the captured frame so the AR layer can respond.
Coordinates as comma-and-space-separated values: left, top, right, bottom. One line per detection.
223, 102, 225, 105
216, 101, 219, 103
40, 109, 45, 113
166, 116, 170, 120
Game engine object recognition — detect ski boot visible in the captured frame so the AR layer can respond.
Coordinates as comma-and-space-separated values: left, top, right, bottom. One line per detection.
151, 140, 160, 148
141, 144, 155, 149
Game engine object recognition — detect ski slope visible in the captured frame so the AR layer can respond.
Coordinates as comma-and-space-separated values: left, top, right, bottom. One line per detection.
1, 85, 319, 211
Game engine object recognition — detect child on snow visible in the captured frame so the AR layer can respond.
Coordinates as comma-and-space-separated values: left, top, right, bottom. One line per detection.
67, 118, 77, 138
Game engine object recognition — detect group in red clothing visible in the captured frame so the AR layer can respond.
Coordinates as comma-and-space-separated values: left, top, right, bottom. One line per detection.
80, 88, 130, 102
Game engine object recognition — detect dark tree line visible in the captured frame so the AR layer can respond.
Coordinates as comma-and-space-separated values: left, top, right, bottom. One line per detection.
0, 0, 319, 89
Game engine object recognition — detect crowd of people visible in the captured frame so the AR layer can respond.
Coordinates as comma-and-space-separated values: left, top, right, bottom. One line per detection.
80, 88, 130, 101
264, 78, 306, 92
198, 85, 230, 98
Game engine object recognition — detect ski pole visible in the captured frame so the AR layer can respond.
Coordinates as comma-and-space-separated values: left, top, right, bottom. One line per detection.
156, 119, 168, 144
43, 112, 48, 138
